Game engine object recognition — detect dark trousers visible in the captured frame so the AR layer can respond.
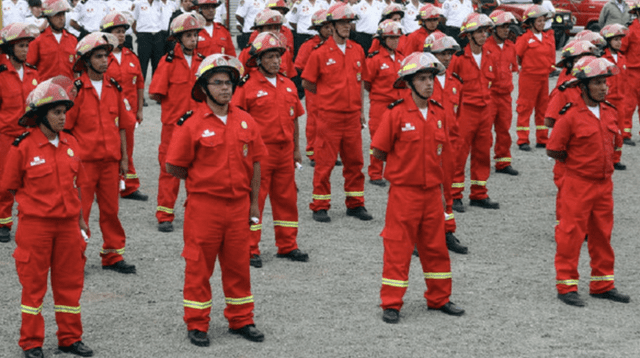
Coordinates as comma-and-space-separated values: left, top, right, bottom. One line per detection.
124, 35, 134, 51
137, 31, 166, 81
236, 32, 251, 51
445, 26, 468, 54
354, 32, 373, 55
293, 31, 312, 59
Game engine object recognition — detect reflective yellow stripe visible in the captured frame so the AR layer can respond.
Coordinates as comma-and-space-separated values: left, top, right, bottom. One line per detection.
624, 128, 631, 133
345, 191, 364, 197
615, 147, 622, 152
451, 183, 464, 188
306, 150, 314, 156
591, 275, 614, 281
183, 299, 212, 309
369, 148, 373, 155
54, 305, 81, 314
273, 220, 298, 228
555, 220, 559, 226
382, 278, 409, 288
225, 295, 254, 305
21, 304, 43, 315
100, 247, 125, 255
535, 125, 548, 130
312, 194, 331, 200
156, 206, 174, 214
495, 157, 511, 163
470, 180, 487, 186
556, 279, 579, 286
125, 173, 138, 179
250, 224, 262, 232
424, 272, 452, 279
0, 217, 12, 225
516, 126, 530, 131
445, 212, 454, 221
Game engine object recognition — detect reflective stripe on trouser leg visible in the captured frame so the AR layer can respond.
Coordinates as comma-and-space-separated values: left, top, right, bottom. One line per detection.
444, 210, 456, 234
121, 125, 141, 197
368, 101, 386, 181
157, 124, 181, 223
454, 103, 492, 201
491, 92, 514, 170
516, 74, 548, 145
532, 76, 550, 145
0, 133, 15, 228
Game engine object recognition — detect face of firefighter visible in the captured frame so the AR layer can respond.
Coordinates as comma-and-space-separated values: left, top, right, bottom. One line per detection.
260, 24, 282, 33
259, 50, 281, 77
610, 36, 622, 52
424, 18, 439, 32
12, 40, 30, 63
389, 13, 402, 22
88, 48, 109, 74
50, 12, 66, 32
45, 104, 68, 134
111, 26, 127, 47
206, 71, 233, 105
200, 4, 216, 22
584, 76, 608, 103
181, 0, 193, 11
384, 36, 400, 51
411, 71, 434, 100
179, 30, 199, 53
319, 23, 332, 39
434, 50, 454, 69
532, 16, 545, 33
471, 27, 488, 47
333, 20, 351, 40
494, 23, 510, 42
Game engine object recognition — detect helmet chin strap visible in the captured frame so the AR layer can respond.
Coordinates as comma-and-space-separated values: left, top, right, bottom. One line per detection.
5, 45, 23, 63
581, 80, 603, 104
333, 23, 349, 41
46, 16, 64, 32
407, 78, 430, 100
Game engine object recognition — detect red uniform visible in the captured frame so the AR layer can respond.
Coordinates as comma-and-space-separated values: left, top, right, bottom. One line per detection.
602, 48, 627, 164
197, 23, 236, 57
64, 72, 131, 266
2, 129, 86, 351
371, 94, 453, 311
232, 71, 305, 257
515, 29, 555, 146
149, 44, 203, 224
401, 28, 440, 55
368, 35, 407, 57
295, 36, 323, 160
105, 48, 145, 197
301, 36, 366, 212
26, 27, 77, 81
166, 104, 267, 332
238, 44, 296, 78
449, 46, 496, 201
621, 19, 640, 139
485, 35, 517, 170
547, 100, 622, 295
363, 46, 405, 181
0, 58, 38, 231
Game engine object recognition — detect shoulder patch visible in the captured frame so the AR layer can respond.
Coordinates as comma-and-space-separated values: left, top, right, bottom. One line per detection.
557, 80, 573, 91
367, 50, 379, 58
166, 50, 174, 63
387, 98, 404, 109
313, 40, 325, 50
0, 64, 7, 73
429, 98, 443, 108
558, 102, 572, 115
12, 131, 30, 146
451, 72, 463, 84
237, 73, 250, 87
109, 78, 123, 92
197, 53, 205, 59
74, 79, 83, 92
24, 63, 37, 70
62, 129, 73, 135
177, 110, 194, 126
603, 101, 616, 109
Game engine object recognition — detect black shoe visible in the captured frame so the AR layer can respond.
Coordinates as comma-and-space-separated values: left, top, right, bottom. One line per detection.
535, 143, 546, 149
229, 324, 264, 342
558, 291, 585, 307
158, 221, 174, 233
121, 190, 149, 201
143, 99, 149, 107
519, 143, 532, 152
0, 227, 10, 243
188, 330, 210, 347
249, 254, 262, 268
412, 247, 419, 257
312, 210, 331, 223
276, 249, 309, 262
102, 260, 136, 274
446, 232, 468, 255
623, 138, 636, 146
469, 198, 500, 210
24, 347, 43, 358
428, 302, 465, 316
614, 162, 627, 170
346, 206, 373, 221
382, 308, 399, 324
369, 179, 387, 187
452, 199, 465, 213
495, 165, 519, 176
590, 288, 631, 303
335, 159, 342, 166
59, 341, 94, 357
309, 159, 316, 167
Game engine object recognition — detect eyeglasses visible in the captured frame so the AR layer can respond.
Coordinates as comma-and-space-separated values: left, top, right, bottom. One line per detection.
208, 80, 233, 87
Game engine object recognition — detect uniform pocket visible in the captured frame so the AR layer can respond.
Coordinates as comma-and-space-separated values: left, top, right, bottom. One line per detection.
26, 164, 53, 179
181, 245, 201, 262
13, 246, 30, 263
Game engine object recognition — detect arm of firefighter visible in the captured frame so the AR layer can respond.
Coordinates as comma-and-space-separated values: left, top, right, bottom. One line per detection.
293, 118, 302, 165
119, 129, 128, 175
372, 148, 387, 162
166, 163, 188, 179
364, 81, 372, 92
546, 149, 566, 162
360, 81, 367, 128
301, 79, 316, 94
249, 161, 261, 223
137, 88, 144, 123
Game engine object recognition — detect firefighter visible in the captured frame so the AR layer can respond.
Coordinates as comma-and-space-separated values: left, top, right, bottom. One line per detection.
3, 78, 94, 358
149, 13, 204, 233
514, 4, 555, 151
0, 23, 40, 243
286, 0, 329, 57
301, 2, 373, 223
366, 4, 407, 56
101, 11, 149, 201
26, 0, 77, 81
65, 32, 136, 274
621, 0, 640, 145
166, 54, 267, 346
372, 52, 465, 324
232, 32, 309, 268
194, 0, 236, 56
401, 4, 443, 55
547, 56, 630, 307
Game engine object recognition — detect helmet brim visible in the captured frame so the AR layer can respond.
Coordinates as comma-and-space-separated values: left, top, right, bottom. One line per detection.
19, 100, 74, 127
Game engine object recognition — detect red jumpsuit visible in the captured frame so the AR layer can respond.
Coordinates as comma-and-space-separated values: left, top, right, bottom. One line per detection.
295, 35, 323, 160
515, 29, 555, 146
621, 19, 640, 139
301, 36, 366, 212
2, 129, 86, 352
232, 71, 305, 257
64, 72, 132, 266
105, 48, 145, 197
166, 104, 267, 332
0, 58, 38, 233
449, 46, 496, 201
363, 46, 406, 182
602, 48, 627, 165
371, 94, 454, 311
26, 27, 77, 81
485, 35, 517, 170
149, 44, 203, 224
238, 45, 296, 78
197, 23, 237, 57
547, 100, 622, 295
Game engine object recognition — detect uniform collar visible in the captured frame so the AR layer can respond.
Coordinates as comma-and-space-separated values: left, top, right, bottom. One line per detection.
326, 36, 352, 51
32, 127, 69, 148
256, 70, 283, 85
80, 72, 112, 89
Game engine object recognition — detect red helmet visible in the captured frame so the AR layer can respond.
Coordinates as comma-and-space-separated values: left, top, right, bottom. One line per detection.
574, 30, 606, 48
326, 2, 359, 22
522, 5, 548, 23
169, 13, 205, 40
600, 23, 629, 39
42, 0, 72, 17
73, 32, 118, 72
308, 9, 329, 31
424, 32, 460, 53
394, 52, 445, 89
556, 40, 598, 67
246, 32, 286, 67
416, 4, 443, 21
251, 9, 284, 30
100, 11, 131, 32
571, 56, 619, 80
0, 23, 39, 47
267, 0, 290, 14
629, 0, 640, 13
381, 4, 404, 20
192, 54, 245, 102
460, 13, 493, 37
20, 76, 75, 127
374, 19, 403, 38
489, 9, 516, 26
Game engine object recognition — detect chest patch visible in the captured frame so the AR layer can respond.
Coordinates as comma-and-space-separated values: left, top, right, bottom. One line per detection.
401, 123, 415, 132
380, 63, 389, 70
256, 90, 268, 98
202, 129, 215, 137
326, 58, 336, 66
30, 156, 45, 166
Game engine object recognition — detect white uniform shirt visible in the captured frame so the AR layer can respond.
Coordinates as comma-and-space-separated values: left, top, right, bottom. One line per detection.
106, 0, 135, 35
442, 0, 473, 28
65, 5, 82, 37
402, 1, 420, 34
214, 1, 227, 25
132, 0, 164, 33
160, 0, 177, 31
71, 0, 109, 32
353, 0, 384, 34
3, 0, 30, 26
542, 0, 555, 30
24, 13, 47, 29
286, 0, 329, 35
235, 0, 267, 33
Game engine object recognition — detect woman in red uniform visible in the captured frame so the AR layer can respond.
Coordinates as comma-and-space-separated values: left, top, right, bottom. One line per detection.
2, 77, 94, 358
